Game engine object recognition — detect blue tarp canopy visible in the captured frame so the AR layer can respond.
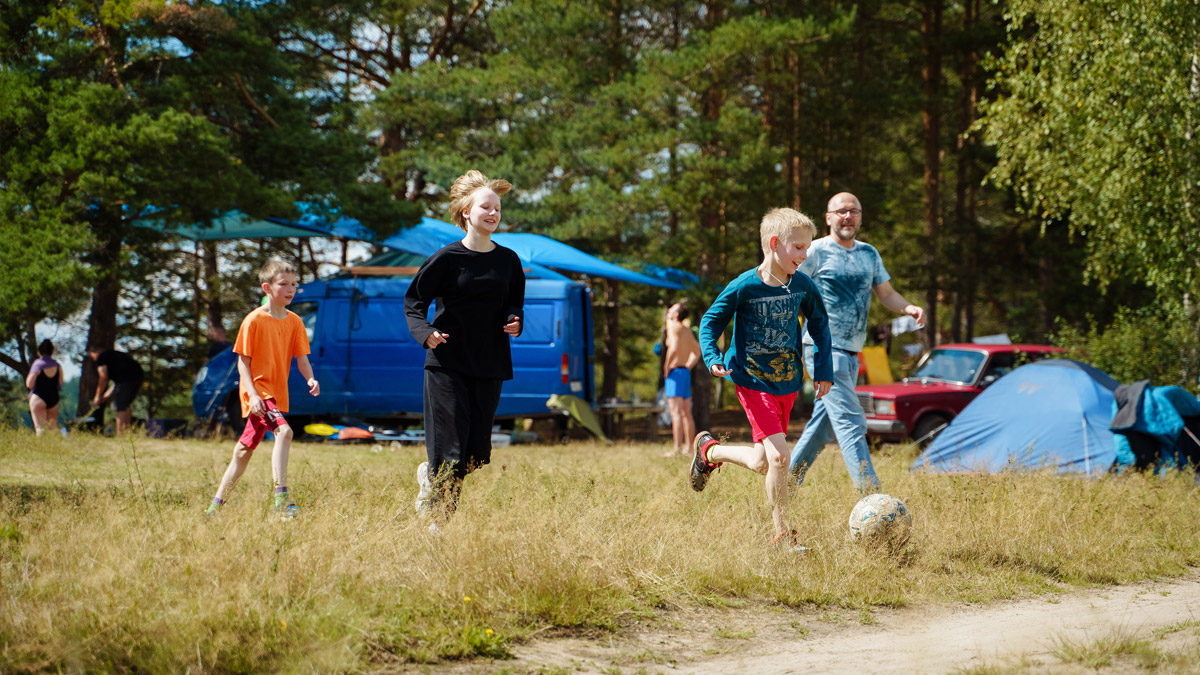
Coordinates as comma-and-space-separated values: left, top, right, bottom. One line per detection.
132, 210, 332, 240
137, 208, 687, 289
265, 201, 387, 241
913, 360, 1121, 477
381, 219, 683, 289
268, 214, 380, 242
378, 217, 464, 254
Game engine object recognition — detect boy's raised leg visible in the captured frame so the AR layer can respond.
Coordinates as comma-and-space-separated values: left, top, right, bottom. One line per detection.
689, 431, 721, 491
707, 440, 768, 473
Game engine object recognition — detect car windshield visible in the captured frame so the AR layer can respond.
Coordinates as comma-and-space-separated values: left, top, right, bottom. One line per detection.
911, 349, 987, 385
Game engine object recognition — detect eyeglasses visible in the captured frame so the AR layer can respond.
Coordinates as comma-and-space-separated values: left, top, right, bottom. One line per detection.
828, 208, 862, 217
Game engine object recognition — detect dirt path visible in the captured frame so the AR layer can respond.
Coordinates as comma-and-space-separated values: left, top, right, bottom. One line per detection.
468, 571, 1200, 674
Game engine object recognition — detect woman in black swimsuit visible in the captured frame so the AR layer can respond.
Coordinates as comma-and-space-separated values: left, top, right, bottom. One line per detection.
26, 340, 63, 436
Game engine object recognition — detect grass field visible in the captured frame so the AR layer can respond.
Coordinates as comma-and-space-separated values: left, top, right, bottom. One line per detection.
1, 427, 1198, 673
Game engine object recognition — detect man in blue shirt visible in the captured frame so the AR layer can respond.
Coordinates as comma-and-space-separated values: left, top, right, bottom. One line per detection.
789, 192, 925, 493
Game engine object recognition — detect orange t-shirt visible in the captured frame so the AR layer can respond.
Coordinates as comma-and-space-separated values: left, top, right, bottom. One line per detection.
234, 306, 311, 417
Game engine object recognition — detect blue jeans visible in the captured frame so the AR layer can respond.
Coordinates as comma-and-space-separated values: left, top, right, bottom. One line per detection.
789, 345, 881, 493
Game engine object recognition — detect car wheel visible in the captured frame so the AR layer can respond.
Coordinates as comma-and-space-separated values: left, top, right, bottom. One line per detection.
913, 414, 950, 447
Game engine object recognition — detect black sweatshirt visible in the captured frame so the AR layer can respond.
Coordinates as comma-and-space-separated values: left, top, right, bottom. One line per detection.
404, 241, 526, 380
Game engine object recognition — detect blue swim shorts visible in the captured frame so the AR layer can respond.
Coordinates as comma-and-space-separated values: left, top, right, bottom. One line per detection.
664, 367, 692, 399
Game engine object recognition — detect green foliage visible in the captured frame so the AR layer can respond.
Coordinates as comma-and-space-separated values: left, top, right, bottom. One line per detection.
1052, 304, 1200, 392
0, 0, 395, 401
0, 215, 92, 341
5, 0, 1193, 411
981, 0, 1200, 297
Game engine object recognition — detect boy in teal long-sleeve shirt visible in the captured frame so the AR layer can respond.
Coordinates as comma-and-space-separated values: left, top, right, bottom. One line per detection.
692, 208, 833, 552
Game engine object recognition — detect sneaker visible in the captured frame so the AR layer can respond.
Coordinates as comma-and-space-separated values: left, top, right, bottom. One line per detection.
276, 503, 299, 520
415, 462, 432, 514
689, 431, 721, 492
771, 529, 809, 554
203, 502, 221, 518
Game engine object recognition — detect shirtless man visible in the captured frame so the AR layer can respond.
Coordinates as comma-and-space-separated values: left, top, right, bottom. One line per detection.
663, 301, 702, 456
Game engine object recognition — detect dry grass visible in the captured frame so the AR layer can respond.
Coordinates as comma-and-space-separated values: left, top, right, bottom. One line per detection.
963, 621, 1200, 674
2, 428, 1199, 672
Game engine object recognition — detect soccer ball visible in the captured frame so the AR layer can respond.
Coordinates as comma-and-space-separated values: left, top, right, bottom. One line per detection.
848, 493, 912, 548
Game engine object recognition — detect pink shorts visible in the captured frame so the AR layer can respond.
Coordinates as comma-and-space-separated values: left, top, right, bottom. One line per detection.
735, 386, 798, 442
238, 399, 288, 450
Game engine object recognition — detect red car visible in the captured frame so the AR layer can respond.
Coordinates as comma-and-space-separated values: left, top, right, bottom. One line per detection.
856, 343, 1063, 444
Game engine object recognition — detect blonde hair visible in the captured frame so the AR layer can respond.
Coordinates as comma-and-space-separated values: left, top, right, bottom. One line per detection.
760, 208, 816, 256
448, 170, 513, 231
259, 258, 297, 285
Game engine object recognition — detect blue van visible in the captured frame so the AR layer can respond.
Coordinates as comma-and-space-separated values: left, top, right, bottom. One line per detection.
193, 273, 595, 427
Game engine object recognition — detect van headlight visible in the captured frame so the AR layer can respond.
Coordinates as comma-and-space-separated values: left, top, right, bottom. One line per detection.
875, 399, 895, 416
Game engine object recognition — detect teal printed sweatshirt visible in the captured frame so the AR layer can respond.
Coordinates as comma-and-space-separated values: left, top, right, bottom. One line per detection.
699, 267, 833, 396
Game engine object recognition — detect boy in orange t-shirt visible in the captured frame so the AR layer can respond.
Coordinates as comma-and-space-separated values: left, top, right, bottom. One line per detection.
205, 259, 319, 519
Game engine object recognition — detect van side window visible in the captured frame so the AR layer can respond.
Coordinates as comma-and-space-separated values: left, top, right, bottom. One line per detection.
334, 300, 411, 342
291, 301, 319, 344
515, 303, 555, 345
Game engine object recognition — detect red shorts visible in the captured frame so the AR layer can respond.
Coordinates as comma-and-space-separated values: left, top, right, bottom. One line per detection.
238, 399, 288, 450
735, 386, 798, 442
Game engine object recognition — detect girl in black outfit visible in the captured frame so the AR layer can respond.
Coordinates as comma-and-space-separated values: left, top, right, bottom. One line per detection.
26, 340, 63, 436
405, 170, 525, 529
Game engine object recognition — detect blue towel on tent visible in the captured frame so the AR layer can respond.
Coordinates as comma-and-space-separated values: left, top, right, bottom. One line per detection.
1111, 381, 1200, 471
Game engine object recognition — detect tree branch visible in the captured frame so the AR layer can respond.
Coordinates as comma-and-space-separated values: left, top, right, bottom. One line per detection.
90, 2, 131, 98
279, 33, 395, 88
430, 0, 484, 62
0, 350, 29, 378
230, 72, 279, 128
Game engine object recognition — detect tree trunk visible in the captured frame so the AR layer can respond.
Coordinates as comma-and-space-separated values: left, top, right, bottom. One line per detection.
202, 240, 223, 332
953, 0, 978, 344
1038, 251, 1054, 339
963, 0, 979, 342
21, 323, 37, 369
921, 0, 943, 348
789, 52, 803, 209
851, 0, 873, 190
600, 279, 620, 401
379, 124, 410, 201
79, 227, 123, 420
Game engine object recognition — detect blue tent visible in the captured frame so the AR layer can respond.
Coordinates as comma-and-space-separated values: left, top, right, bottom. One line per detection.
912, 360, 1120, 476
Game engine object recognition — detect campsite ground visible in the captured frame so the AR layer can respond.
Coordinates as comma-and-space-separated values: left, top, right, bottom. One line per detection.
427, 570, 1200, 673
2, 426, 1198, 673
